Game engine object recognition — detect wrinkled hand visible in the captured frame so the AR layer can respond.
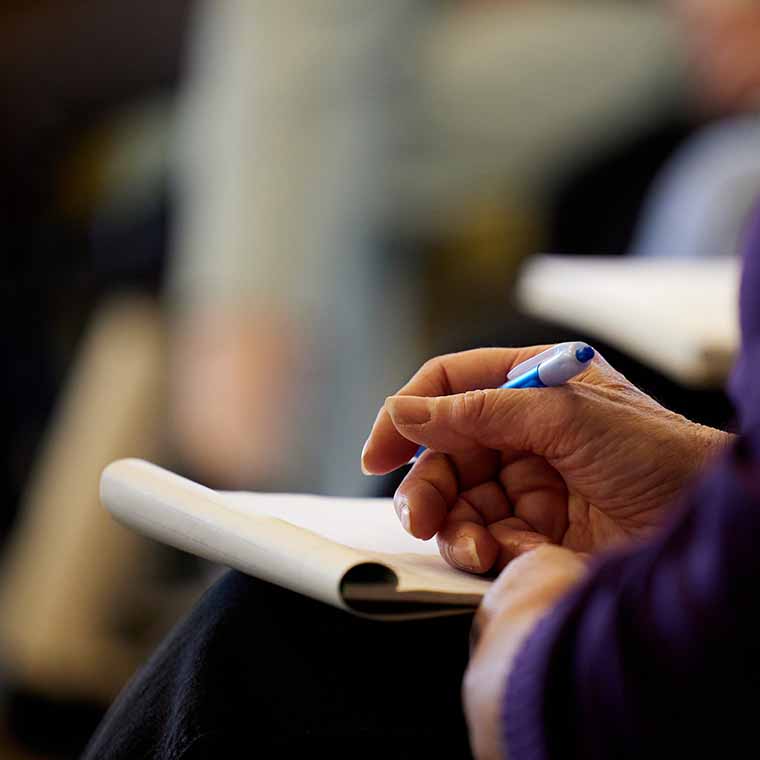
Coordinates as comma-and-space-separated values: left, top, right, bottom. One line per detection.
362, 347, 729, 573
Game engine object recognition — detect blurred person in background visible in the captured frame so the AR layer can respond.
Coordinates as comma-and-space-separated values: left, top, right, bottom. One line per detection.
673, 0, 760, 114
629, 0, 760, 259
166, 0, 695, 499
630, 113, 760, 259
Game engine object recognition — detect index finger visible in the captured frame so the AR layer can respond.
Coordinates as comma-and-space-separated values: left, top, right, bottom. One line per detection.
361, 345, 551, 475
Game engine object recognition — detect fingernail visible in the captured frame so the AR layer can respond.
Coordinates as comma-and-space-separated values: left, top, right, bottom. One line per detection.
360, 408, 386, 475
450, 536, 480, 571
360, 438, 372, 475
394, 493, 412, 534
385, 396, 432, 427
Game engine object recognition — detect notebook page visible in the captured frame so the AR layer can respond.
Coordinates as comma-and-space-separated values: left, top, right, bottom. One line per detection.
222, 493, 435, 555
222, 492, 490, 598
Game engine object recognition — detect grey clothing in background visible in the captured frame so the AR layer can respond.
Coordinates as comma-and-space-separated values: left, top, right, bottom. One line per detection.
170, 0, 690, 496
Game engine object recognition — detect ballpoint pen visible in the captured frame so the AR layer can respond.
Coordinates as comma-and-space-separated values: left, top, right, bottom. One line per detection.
410, 341, 595, 462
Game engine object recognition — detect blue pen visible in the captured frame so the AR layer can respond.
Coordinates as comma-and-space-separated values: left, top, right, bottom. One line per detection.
411, 341, 595, 462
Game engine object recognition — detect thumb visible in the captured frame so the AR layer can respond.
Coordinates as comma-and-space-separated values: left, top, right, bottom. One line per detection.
384, 388, 574, 456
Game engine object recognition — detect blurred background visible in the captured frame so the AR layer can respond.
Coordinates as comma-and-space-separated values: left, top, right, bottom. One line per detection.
0, 0, 758, 756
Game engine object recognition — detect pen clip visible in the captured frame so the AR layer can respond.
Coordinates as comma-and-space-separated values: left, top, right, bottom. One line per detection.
506, 343, 571, 380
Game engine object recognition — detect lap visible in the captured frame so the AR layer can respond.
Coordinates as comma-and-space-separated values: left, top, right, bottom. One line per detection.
84, 571, 474, 758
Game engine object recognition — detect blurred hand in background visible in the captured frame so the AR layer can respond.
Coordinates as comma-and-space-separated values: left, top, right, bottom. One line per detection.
672, 0, 760, 113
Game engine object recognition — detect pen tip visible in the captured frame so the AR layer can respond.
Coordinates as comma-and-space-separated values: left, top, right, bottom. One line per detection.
575, 345, 595, 363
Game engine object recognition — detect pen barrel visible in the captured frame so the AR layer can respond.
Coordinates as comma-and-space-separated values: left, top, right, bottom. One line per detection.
502, 366, 545, 389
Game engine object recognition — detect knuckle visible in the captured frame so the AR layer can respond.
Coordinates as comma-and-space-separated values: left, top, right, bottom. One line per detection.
462, 661, 478, 702
416, 354, 452, 394
508, 389, 575, 457
451, 389, 490, 431
583, 356, 632, 391
418, 356, 441, 378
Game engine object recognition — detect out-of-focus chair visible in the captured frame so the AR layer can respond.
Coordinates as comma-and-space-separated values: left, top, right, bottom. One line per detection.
0, 295, 166, 704
0, 103, 213, 755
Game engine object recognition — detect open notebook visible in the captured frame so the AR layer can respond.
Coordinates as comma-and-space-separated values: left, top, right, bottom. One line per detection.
101, 459, 490, 621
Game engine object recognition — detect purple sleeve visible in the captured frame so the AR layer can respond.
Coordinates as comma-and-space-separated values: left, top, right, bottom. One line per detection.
502, 207, 760, 760
503, 439, 760, 759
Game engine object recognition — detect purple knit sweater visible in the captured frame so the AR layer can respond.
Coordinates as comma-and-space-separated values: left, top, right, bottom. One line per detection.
502, 211, 760, 759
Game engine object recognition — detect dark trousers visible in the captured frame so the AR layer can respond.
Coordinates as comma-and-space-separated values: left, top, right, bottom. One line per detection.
83, 571, 475, 759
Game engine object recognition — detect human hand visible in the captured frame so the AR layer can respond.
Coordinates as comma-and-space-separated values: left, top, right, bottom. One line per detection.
463, 545, 588, 759
671, 0, 760, 113
361, 347, 730, 573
